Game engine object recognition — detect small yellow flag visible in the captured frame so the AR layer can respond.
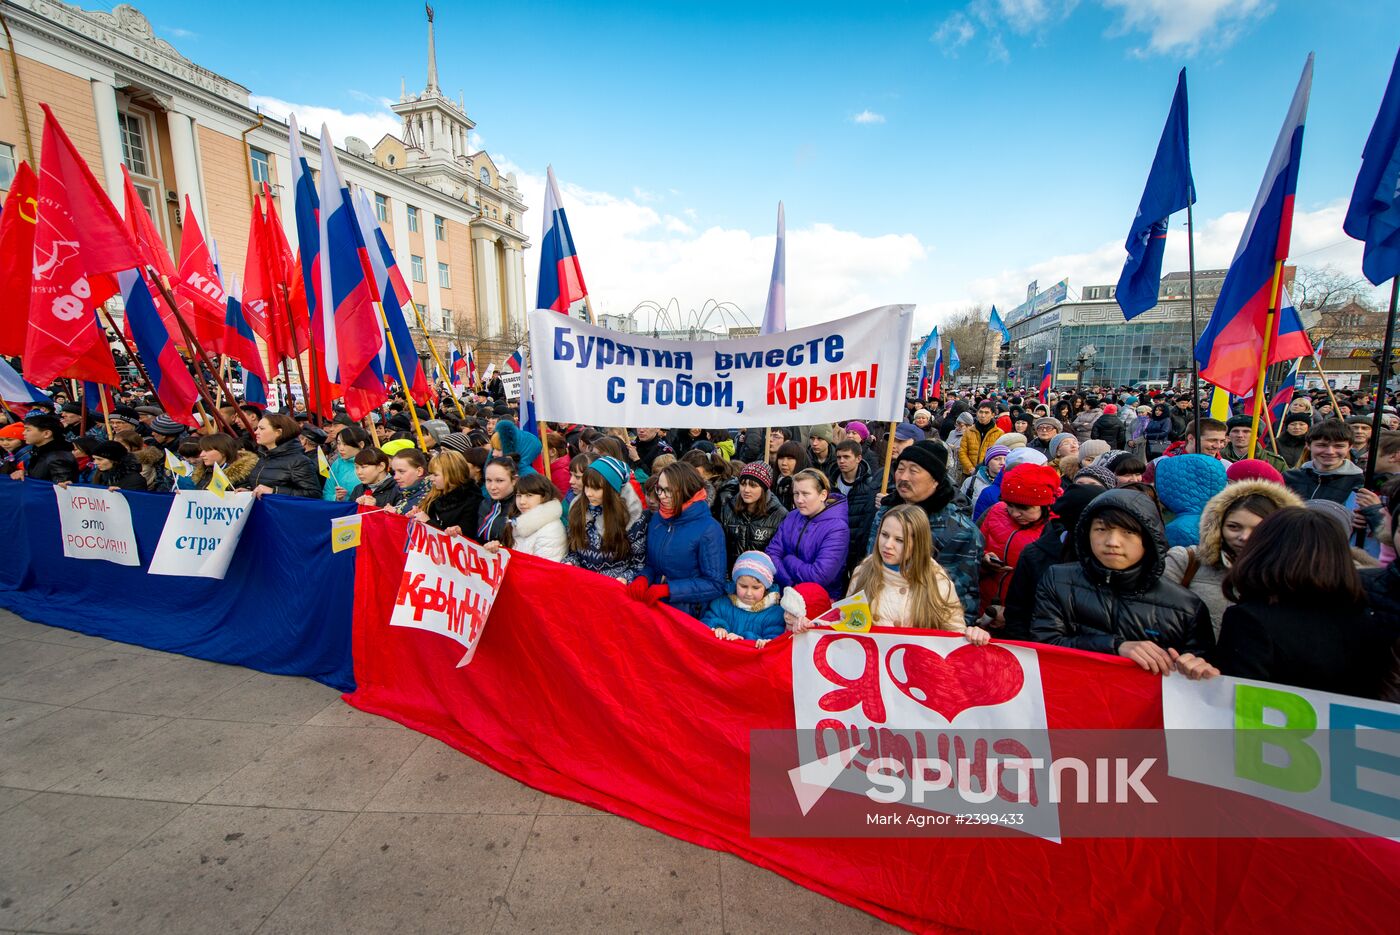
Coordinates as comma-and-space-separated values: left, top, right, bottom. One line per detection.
330, 514, 362, 553
1208, 384, 1232, 422
317, 447, 330, 479
828, 591, 874, 633
208, 461, 230, 499
164, 447, 191, 478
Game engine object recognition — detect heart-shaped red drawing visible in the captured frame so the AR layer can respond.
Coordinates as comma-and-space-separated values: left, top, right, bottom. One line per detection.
885, 643, 1024, 721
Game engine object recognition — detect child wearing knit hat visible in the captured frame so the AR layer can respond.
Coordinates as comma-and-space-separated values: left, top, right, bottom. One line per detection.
780, 582, 836, 634
700, 550, 785, 644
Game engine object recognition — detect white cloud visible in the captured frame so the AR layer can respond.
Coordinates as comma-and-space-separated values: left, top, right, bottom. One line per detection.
852, 109, 886, 125
250, 94, 401, 148
1101, 0, 1272, 55
931, 12, 976, 52
161, 25, 198, 40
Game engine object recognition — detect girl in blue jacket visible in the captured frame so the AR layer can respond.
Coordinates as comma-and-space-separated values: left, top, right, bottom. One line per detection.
627, 462, 727, 617
701, 551, 785, 645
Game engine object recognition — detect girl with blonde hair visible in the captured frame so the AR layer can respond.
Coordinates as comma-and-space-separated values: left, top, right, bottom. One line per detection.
848, 504, 991, 642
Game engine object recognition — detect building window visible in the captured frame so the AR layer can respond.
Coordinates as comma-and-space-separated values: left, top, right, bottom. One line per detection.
414, 302, 427, 321
411, 255, 426, 282
407, 205, 420, 233
438, 262, 451, 288
375, 193, 389, 223
0, 143, 15, 190
249, 148, 271, 186
440, 308, 452, 331
434, 214, 446, 240
117, 112, 150, 176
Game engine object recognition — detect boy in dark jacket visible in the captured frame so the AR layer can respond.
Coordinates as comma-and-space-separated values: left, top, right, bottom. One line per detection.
22, 416, 77, 484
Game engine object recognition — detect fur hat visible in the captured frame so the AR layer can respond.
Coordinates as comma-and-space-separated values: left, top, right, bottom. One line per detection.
1000, 463, 1061, 506
1005, 447, 1048, 469
738, 460, 774, 491
732, 550, 776, 590
93, 441, 128, 463
1033, 416, 1063, 434
781, 583, 834, 622
998, 432, 1027, 450
1079, 439, 1111, 464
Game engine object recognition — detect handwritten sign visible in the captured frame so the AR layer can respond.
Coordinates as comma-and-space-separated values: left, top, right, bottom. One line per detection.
391, 523, 510, 667
53, 485, 140, 566
148, 490, 254, 579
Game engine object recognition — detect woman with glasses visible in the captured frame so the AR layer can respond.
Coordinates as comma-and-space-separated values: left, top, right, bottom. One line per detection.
627, 462, 727, 617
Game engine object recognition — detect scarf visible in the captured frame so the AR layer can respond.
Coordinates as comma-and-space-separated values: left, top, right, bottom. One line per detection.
660, 488, 706, 520
394, 478, 430, 514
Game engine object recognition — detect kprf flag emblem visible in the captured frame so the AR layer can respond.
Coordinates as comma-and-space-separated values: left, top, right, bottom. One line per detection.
208, 461, 230, 498
330, 513, 362, 553
164, 447, 191, 478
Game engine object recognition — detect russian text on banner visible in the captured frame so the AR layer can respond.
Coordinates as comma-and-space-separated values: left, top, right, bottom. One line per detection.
392, 522, 510, 667
53, 485, 139, 566
527, 304, 914, 429
148, 490, 254, 579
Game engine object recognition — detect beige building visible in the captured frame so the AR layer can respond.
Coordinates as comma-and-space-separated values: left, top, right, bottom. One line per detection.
0, 0, 529, 372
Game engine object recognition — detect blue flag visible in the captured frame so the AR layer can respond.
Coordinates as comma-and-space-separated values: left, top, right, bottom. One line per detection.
989, 306, 1010, 344
1117, 68, 1195, 320
1344, 47, 1400, 286
948, 339, 960, 374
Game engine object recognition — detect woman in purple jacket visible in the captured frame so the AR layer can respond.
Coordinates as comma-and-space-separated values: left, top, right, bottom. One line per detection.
766, 469, 851, 598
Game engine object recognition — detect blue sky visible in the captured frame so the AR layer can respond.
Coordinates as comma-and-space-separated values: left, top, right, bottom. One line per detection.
130, 0, 1394, 330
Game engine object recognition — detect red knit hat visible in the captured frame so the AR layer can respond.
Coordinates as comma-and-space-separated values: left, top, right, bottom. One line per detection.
995, 414, 1012, 433
1000, 463, 1062, 506
1225, 458, 1284, 485
781, 583, 834, 622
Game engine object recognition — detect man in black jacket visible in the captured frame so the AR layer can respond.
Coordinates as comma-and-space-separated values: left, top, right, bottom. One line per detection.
22, 415, 77, 483
832, 440, 877, 576
1001, 484, 1104, 641
1089, 405, 1127, 450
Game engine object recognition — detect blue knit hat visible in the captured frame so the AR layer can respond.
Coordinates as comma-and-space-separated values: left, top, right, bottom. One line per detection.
732, 550, 776, 590
590, 455, 629, 493
983, 444, 1011, 466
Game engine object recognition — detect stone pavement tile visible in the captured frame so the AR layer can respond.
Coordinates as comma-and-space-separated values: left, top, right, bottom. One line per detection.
492, 814, 723, 934
0, 792, 187, 930
200, 725, 424, 811
27, 803, 353, 935
74, 656, 257, 719
186, 672, 343, 725
257, 811, 534, 935
0, 614, 154, 655
364, 737, 544, 816
304, 698, 409, 731
534, 793, 607, 816
0, 698, 62, 734
0, 786, 36, 813
0, 638, 89, 683
0, 708, 169, 790
0, 648, 175, 707
49, 718, 296, 803
717, 853, 897, 934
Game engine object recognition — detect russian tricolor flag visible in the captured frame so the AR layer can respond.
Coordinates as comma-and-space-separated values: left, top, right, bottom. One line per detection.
1039, 351, 1054, 404
506, 346, 525, 374
1196, 55, 1317, 395
0, 358, 49, 413
914, 328, 938, 398
536, 166, 589, 319
350, 188, 427, 405
223, 276, 268, 409
118, 269, 200, 426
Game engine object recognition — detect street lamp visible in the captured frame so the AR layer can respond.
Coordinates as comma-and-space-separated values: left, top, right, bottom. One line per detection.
1075, 344, 1097, 389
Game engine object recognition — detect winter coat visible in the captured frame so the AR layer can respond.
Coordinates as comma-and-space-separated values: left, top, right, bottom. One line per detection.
958, 423, 1004, 476
1214, 600, 1391, 699
92, 455, 148, 491
713, 479, 788, 569
960, 464, 996, 507
766, 494, 851, 598
510, 499, 567, 562
700, 588, 785, 641
321, 454, 360, 501
26, 439, 77, 484
978, 501, 1049, 613
0, 443, 32, 476
869, 486, 983, 627
564, 484, 648, 582
1276, 433, 1309, 469
773, 472, 796, 512
194, 450, 259, 491
352, 475, 399, 508
833, 459, 879, 576
640, 495, 728, 616
849, 558, 964, 632
632, 434, 674, 476
1154, 454, 1228, 547
1362, 561, 1400, 633
474, 494, 514, 544
549, 455, 571, 499
246, 439, 322, 498
1282, 459, 1366, 505
1071, 408, 1103, 443
425, 484, 483, 534
1002, 518, 1072, 641
1030, 489, 1215, 656
1090, 413, 1127, 450
1163, 480, 1303, 636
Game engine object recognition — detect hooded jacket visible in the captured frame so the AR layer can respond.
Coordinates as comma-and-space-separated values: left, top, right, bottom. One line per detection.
1163, 479, 1302, 635
1030, 489, 1215, 656
1282, 458, 1365, 505
1071, 407, 1104, 443
957, 421, 1004, 476
834, 458, 880, 575
1154, 454, 1228, 548
322, 453, 361, 501
426, 483, 484, 534
26, 438, 77, 484
1001, 485, 1105, 641
1090, 412, 1127, 450
510, 499, 567, 562
713, 479, 788, 569
194, 450, 259, 491
640, 494, 728, 616
565, 483, 648, 582
700, 588, 785, 641
493, 420, 542, 476
869, 484, 983, 627
246, 439, 322, 498
766, 493, 851, 598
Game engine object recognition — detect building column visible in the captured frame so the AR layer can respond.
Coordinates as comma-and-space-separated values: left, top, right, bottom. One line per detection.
423, 209, 442, 331
166, 109, 205, 231
473, 229, 501, 338
502, 241, 522, 330
90, 77, 125, 201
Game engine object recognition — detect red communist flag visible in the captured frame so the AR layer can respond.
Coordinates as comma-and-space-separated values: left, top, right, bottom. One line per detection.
24, 104, 140, 387
0, 161, 38, 356
174, 197, 231, 355
266, 194, 309, 355
119, 165, 186, 342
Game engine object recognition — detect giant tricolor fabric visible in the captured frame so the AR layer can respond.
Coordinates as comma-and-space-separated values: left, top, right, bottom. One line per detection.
1038, 350, 1054, 403
1196, 56, 1316, 395
535, 165, 589, 319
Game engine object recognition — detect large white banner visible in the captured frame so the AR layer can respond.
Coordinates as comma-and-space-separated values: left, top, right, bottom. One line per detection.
391, 522, 511, 667
53, 486, 140, 566
528, 304, 914, 428
148, 490, 254, 579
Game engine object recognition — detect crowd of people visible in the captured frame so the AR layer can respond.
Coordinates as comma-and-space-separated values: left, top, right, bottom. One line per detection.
3, 376, 1398, 703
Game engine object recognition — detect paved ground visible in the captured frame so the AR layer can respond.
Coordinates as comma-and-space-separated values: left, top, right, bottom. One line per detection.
0, 609, 896, 935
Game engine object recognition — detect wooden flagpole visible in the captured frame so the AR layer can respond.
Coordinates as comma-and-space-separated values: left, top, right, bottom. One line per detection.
148, 269, 255, 437
1247, 261, 1285, 459
372, 299, 429, 451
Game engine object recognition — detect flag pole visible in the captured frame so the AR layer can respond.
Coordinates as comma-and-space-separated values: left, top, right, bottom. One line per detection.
98, 307, 158, 400
274, 282, 312, 419
1307, 347, 1345, 416
1364, 276, 1400, 485
879, 421, 897, 495
1247, 260, 1286, 458
148, 269, 254, 436
405, 300, 467, 420
1186, 203, 1201, 445
371, 299, 429, 450
98, 386, 113, 440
